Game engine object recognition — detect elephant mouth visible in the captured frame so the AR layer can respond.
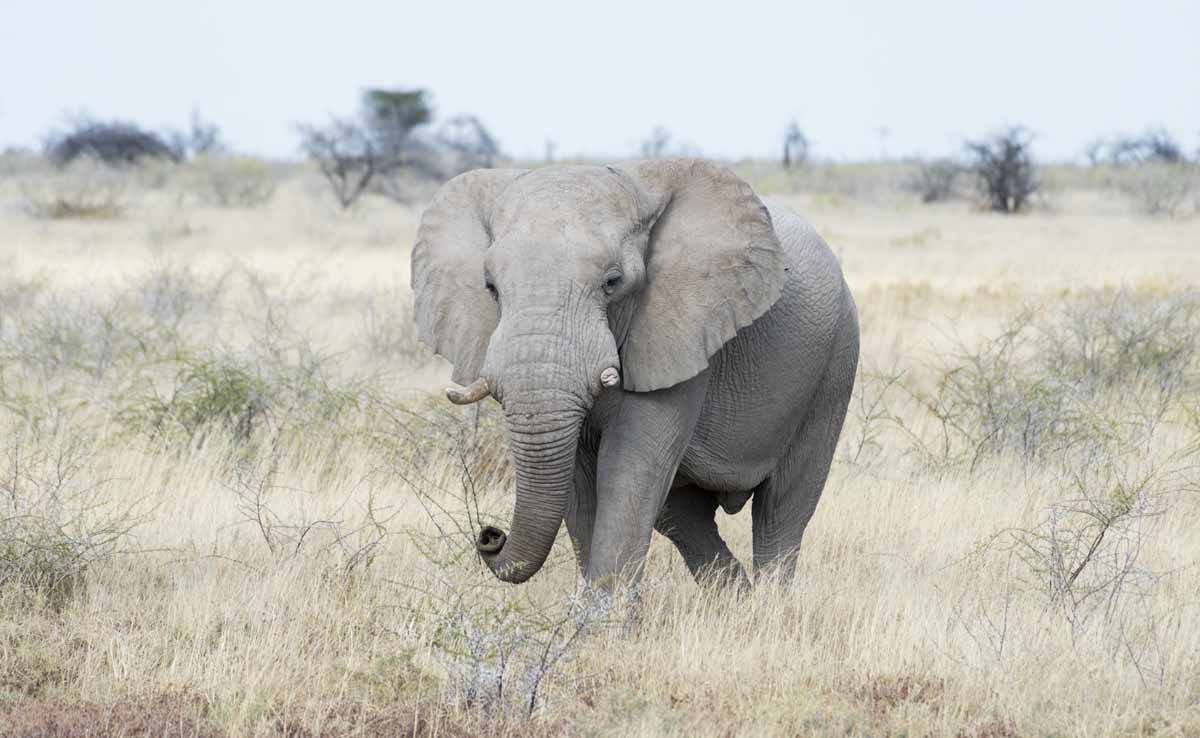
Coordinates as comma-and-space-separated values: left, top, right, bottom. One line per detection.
476, 525, 507, 555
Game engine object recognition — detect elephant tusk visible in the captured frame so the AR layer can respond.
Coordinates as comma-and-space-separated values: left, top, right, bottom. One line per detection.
600, 367, 621, 388
446, 378, 491, 405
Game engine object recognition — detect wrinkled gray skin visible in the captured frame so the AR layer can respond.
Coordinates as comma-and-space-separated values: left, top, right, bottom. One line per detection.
411, 159, 858, 589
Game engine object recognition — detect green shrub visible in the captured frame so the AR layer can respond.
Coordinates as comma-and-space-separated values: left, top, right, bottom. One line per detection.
119, 342, 362, 447
152, 355, 268, 443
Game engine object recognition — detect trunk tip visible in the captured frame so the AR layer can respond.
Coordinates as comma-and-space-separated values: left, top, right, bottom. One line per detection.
476, 525, 507, 555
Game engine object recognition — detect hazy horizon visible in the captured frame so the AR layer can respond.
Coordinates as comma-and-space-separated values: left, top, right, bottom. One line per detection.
2, 0, 1197, 163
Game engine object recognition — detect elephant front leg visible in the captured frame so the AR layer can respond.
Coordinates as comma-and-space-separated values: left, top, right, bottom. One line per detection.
585, 373, 707, 589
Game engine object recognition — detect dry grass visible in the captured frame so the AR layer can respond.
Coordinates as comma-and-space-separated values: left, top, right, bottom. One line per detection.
1, 160, 1199, 737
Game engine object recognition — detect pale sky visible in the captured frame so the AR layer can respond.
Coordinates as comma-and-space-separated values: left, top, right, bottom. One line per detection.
2, 0, 1197, 162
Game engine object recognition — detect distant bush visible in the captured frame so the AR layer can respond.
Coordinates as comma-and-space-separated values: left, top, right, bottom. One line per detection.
908, 159, 960, 203
902, 288, 1200, 469
19, 158, 128, 219
965, 127, 1039, 213
45, 118, 180, 168
1113, 163, 1198, 218
193, 155, 276, 208
1091, 128, 1188, 167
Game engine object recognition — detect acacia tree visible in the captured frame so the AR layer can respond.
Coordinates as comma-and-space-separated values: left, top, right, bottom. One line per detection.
1110, 129, 1186, 165
362, 88, 433, 164
299, 88, 434, 208
297, 119, 387, 209
1084, 128, 1187, 167
965, 127, 1039, 213
300, 87, 506, 205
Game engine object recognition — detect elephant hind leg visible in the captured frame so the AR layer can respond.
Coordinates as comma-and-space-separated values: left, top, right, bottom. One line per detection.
655, 486, 749, 588
752, 325, 858, 584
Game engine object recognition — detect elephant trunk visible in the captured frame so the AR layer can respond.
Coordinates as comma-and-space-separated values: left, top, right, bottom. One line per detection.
477, 397, 583, 583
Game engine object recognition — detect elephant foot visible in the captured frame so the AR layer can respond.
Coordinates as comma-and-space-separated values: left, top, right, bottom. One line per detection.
571, 581, 645, 638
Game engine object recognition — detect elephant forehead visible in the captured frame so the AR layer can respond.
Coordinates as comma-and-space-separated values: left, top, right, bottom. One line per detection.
488, 235, 615, 282
491, 167, 637, 241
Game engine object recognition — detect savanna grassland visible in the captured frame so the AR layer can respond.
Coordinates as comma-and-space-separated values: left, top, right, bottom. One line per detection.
1, 154, 1199, 737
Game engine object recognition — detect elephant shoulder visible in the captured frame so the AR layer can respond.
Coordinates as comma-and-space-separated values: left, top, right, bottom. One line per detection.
760, 199, 851, 314
761, 199, 833, 266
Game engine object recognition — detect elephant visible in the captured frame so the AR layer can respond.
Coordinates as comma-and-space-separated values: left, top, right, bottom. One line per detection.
410, 158, 858, 589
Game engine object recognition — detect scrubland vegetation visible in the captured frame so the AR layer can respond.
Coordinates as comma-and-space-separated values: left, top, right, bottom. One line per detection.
1, 148, 1199, 737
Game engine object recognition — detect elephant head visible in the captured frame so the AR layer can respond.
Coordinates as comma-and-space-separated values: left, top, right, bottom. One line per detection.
411, 159, 784, 583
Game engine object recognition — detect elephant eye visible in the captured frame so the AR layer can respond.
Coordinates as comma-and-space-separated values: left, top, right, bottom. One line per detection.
485, 281, 498, 302
602, 271, 623, 295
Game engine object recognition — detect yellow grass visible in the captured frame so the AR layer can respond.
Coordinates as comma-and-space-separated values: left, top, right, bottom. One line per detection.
1, 160, 1199, 737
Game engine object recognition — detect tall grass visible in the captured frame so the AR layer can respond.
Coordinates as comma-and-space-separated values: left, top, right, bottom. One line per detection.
0, 162, 1199, 736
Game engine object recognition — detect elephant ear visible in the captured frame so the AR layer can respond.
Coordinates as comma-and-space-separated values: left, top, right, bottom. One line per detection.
613, 159, 785, 392
411, 169, 527, 384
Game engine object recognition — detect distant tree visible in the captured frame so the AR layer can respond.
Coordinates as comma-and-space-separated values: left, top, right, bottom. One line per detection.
1113, 128, 1185, 165
965, 127, 1038, 213
782, 120, 809, 169
45, 116, 179, 167
640, 126, 672, 159
1140, 129, 1185, 163
297, 118, 388, 209
1089, 128, 1187, 166
437, 115, 501, 171
362, 88, 433, 163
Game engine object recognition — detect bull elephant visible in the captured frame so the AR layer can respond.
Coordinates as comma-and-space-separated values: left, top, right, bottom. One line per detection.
411, 158, 858, 588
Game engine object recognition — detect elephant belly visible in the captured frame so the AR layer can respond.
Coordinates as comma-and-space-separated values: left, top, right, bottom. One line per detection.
676, 210, 847, 499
